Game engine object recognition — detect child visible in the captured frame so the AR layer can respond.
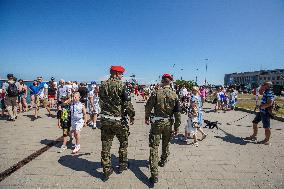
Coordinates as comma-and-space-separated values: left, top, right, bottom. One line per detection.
185, 86, 207, 147
70, 92, 87, 154
88, 83, 100, 129
57, 95, 72, 153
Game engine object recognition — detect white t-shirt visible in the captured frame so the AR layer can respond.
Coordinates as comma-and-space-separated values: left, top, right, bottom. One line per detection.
64, 84, 73, 95
88, 90, 100, 106
39, 83, 48, 99
71, 101, 84, 121
58, 85, 67, 99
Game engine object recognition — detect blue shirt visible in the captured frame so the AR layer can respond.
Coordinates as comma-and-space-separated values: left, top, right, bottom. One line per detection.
29, 85, 42, 95
191, 95, 203, 125
260, 89, 274, 113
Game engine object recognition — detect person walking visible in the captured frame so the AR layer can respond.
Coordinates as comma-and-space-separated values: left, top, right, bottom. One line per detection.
17, 79, 28, 112
245, 81, 274, 145
145, 73, 181, 184
2, 74, 20, 121
99, 66, 135, 181
87, 81, 100, 129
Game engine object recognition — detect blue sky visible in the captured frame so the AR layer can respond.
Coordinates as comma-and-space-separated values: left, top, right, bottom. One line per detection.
1, 0, 284, 84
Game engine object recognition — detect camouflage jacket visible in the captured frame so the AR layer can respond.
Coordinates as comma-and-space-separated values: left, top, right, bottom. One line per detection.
145, 85, 181, 130
99, 77, 135, 119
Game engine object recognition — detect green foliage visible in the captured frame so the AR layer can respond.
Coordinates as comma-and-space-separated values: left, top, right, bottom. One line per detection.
174, 79, 196, 90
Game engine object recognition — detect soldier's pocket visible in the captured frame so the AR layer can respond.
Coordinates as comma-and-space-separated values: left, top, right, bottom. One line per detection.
149, 134, 160, 147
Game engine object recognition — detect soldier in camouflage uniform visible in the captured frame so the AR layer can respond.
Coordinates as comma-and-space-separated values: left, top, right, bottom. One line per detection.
99, 66, 135, 181
145, 74, 181, 183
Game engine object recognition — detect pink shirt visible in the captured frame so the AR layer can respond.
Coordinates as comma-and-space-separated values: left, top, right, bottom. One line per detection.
200, 88, 206, 98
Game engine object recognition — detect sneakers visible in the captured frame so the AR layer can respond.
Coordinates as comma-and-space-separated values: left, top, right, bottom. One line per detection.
72, 145, 80, 154
193, 142, 199, 147
92, 124, 97, 129
118, 164, 128, 174
58, 145, 67, 153
103, 168, 114, 182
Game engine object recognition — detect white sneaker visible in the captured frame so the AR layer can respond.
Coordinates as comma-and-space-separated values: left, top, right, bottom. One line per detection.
72, 145, 80, 154
58, 145, 67, 153
193, 142, 199, 147
92, 124, 97, 129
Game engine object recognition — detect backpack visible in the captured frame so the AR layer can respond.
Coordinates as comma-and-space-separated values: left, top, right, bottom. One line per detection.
7, 83, 19, 97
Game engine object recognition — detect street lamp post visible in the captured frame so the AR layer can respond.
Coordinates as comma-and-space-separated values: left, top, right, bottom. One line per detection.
204, 58, 208, 86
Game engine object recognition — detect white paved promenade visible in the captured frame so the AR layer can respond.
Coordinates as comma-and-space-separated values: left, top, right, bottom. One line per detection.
0, 100, 283, 189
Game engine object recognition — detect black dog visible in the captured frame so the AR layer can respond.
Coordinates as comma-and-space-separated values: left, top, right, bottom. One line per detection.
204, 120, 219, 129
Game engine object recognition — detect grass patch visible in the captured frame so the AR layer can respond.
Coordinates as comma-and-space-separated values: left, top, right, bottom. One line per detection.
207, 93, 284, 117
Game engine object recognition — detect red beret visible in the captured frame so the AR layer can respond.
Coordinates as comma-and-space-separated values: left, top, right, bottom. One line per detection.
110, 66, 125, 73
162, 73, 173, 81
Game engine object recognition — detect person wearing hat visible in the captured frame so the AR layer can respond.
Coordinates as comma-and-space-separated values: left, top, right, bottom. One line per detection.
145, 73, 181, 184
2, 74, 20, 121
99, 65, 135, 181
245, 81, 274, 145
186, 86, 207, 146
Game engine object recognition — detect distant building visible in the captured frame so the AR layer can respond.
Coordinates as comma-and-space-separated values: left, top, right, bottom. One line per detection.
224, 69, 284, 87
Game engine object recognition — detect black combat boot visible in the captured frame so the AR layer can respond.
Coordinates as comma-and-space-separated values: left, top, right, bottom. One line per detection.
149, 176, 158, 183
118, 164, 128, 174
103, 168, 113, 182
158, 159, 167, 167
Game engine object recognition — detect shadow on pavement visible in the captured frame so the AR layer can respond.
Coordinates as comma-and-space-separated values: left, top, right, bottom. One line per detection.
41, 138, 62, 148
23, 114, 42, 121
45, 113, 57, 118
58, 153, 104, 180
111, 155, 153, 188
205, 109, 217, 113
170, 134, 188, 145
215, 128, 254, 145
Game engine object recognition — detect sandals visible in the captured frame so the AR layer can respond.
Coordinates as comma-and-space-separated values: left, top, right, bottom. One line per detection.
257, 140, 271, 145
244, 136, 257, 141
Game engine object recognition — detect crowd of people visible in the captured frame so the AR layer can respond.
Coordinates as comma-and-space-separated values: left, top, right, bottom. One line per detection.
0, 69, 276, 183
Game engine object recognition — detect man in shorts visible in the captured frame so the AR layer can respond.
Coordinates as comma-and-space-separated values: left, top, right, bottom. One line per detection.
37, 77, 51, 116
2, 74, 20, 121
245, 81, 274, 145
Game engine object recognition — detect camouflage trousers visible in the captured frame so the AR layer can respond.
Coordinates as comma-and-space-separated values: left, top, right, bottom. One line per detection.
149, 121, 172, 177
101, 118, 129, 173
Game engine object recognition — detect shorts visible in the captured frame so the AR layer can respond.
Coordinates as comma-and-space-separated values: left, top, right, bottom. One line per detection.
48, 94, 55, 99
89, 105, 101, 115
62, 127, 71, 137
34, 95, 40, 107
71, 119, 84, 131
4, 96, 17, 107
1, 99, 6, 109
40, 98, 49, 107
252, 112, 271, 129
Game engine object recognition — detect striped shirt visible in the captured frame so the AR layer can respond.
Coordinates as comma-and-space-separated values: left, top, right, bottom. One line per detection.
260, 89, 274, 113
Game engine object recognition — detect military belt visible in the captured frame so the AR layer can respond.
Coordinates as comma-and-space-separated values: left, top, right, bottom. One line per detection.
151, 116, 170, 122
100, 114, 121, 121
